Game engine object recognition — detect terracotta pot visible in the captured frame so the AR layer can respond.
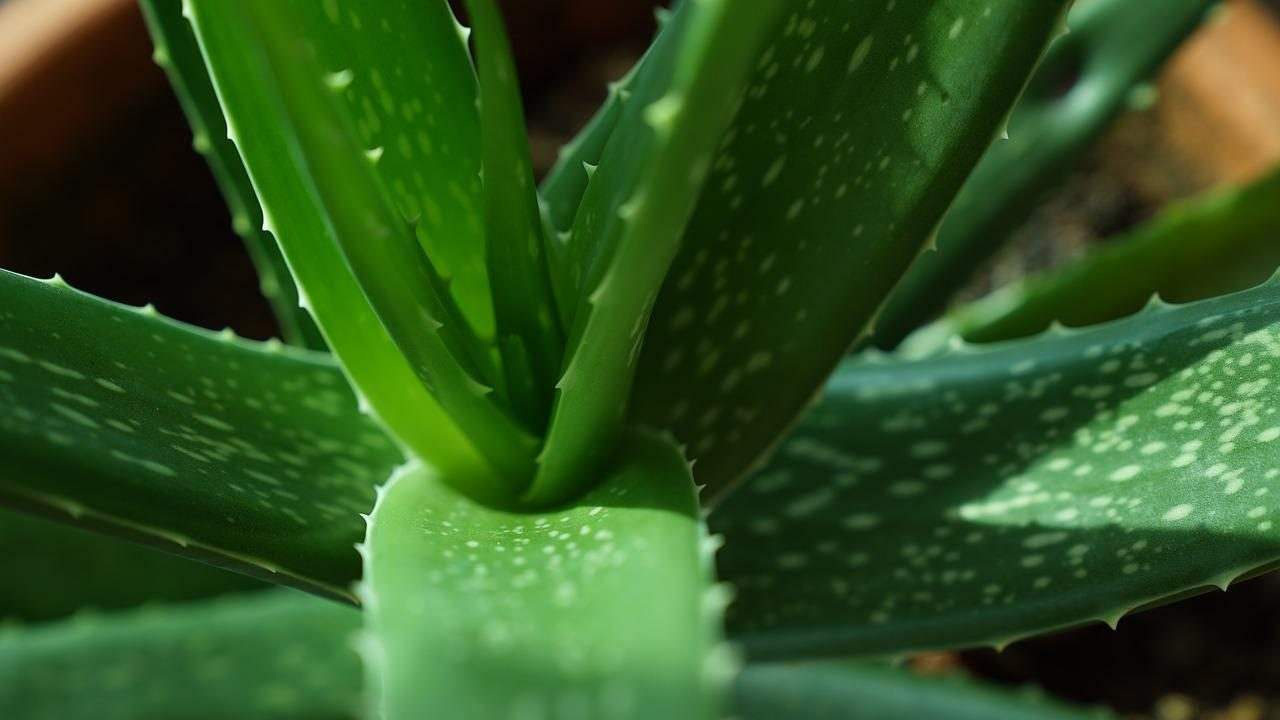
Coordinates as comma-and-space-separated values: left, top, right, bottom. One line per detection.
0, 0, 160, 202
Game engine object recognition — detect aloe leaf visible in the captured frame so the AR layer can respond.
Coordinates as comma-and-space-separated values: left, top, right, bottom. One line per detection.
873, 0, 1219, 347
137, 0, 325, 351
0, 590, 362, 720
361, 431, 727, 719
187, 1, 542, 496
464, 0, 565, 429
0, 509, 261, 622
538, 17, 658, 237
529, 1, 786, 506
538, 42, 648, 329
736, 662, 1110, 720
0, 270, 401, 601
630, 0, 1071, 501
713, 276, 1280, 658
903, 165, 1280, 355
167, 0, 484, 485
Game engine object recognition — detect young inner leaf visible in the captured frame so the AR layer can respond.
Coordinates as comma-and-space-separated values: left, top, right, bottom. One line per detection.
465, 0, 565, 431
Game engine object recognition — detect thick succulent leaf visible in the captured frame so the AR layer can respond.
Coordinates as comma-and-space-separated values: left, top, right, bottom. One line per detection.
465, 0, 565, 429
735, 662, 1109, 720
713, 277, 1280, 658
631, 0, 1071, 501
138, 0, 325, 351
530, 1, 785, 506
0, 510, 260, 623
361, 432, 727, 719
188, 1, 540, 495
537, 10, 671, 323
873, 0, 1218, 347
903, 165, 1280, 354
0, 590, 362, 720
181, 0, 492, 486
0, 270, 401, 601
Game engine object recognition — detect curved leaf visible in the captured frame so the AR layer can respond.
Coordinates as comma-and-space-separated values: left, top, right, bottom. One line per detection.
465, 0, 565, 429
529, 1, 785, 505
631, 0, 1071, 500
361, 432, 726, 719
0, 590, 362, 720
873, 0, 1219, 347
537, 10, 672, 324
902, 165, 1280, 354
184, 0, 500, 488
0, 270, 400, 601
138, 0, 325, 350
714, 277, 1280, 658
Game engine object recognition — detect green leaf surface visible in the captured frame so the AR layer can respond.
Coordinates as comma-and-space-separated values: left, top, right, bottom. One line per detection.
138, 0, 326, 351
630, 0, 1070, 501
235, 0, 534, 484
361, 431, 726, 719
902, 165, 1280, 354
465, 0, 565, 429
0, 270, 401, 601
188, 1, 541, 496
0, 590, 362, 720
537, 11, 670, 324
0, 509, 261, 623
713, 277, 1280, 658
873, 0, 1219, 347
530, 0, 785, 506
735, 662, 1109, 720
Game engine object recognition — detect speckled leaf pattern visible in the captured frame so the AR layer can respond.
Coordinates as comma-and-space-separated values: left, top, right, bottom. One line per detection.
713, 277, 1280, 658
137, 0, 325, 351
182, 0, 497, 487
0, 590, 362, 720
874, 0, 1219, 347
630, 1, 1071, 500
735, 662, 1110, 720
529, 1, 785, 506
188, 1, 545, 497
0, 270, 401, 601
0, 510, 260, 623
361, 432, 727, 720
902, 166, 1280, 354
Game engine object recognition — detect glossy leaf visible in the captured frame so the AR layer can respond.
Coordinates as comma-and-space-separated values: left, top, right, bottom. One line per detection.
0, 270, 401, 601
529, 1, 785, 506
465, 0, 565, 429
138, 0, 325, 351
714, 277, 1280, 658
736, 662, 1110, 720
0, 509, 260, 623
902, 165, 1280, 354
178, 0, 498, 489
630, 0, 1071, 500
361, 431, 727, 719
188, 0, 540, 496
0, 590, 362, 720
874, 0, 1218, 347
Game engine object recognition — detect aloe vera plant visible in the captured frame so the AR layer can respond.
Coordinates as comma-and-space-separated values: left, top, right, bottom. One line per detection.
2, 0, 1277, 717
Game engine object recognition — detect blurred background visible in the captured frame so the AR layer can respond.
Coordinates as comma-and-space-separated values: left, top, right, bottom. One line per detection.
1, 0, 1280, 717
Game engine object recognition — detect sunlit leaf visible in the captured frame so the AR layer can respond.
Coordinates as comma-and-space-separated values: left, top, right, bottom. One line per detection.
715, 278, 1280, 657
